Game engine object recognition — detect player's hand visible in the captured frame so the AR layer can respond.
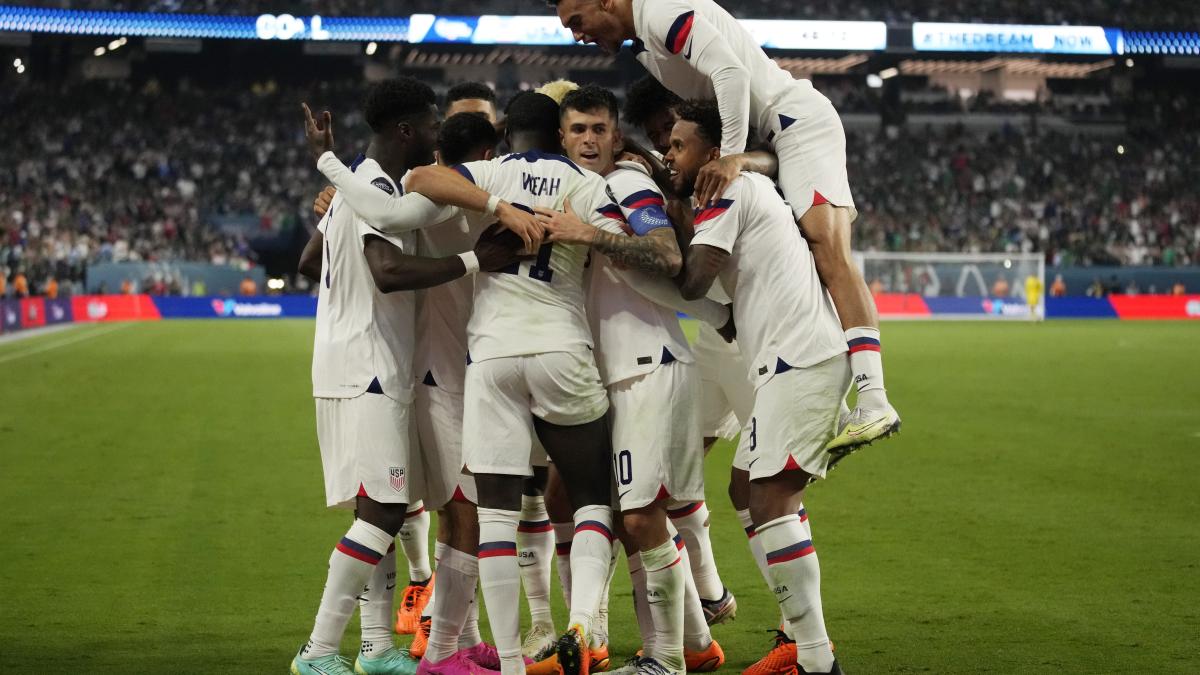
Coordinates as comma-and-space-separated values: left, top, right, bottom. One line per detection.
535, 198, 597, 246
301, 102, 335, 162
717, 303, 736, 343
473, 224, 534, 272
616, 151, 654, 174
313, 186, 336, 217
694, 155, 742, 207
495, 201, 545, 254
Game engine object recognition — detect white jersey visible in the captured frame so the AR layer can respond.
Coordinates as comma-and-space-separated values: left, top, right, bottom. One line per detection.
690, 172, 844, 389
631, 0, 823, 155
414, 215, 475, 394
586, 163, 693, 385
453, 151, 625, 362
312, 156, 416, 401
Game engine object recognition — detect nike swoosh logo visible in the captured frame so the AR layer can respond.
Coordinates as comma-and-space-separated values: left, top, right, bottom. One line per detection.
618, 490, 631, 500
847, 418, 886, 437
518, 562, 537, 568
684, 39, 693, 60
748, 458, 760, 468
385, 584, 396, 590
778, 594, 793, 604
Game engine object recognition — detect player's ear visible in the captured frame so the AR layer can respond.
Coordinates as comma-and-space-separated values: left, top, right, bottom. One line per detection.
483, 147, 496, 161
434, 149, 443, 166
613, 127, 625, 154
707, 146, 721, 163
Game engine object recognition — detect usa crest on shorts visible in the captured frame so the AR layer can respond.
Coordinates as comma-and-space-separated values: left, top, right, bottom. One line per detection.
389, 467, 406, 492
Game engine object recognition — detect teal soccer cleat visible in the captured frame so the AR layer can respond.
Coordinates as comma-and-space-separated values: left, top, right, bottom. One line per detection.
291, 648, 356, 675
355, 648, 420, 675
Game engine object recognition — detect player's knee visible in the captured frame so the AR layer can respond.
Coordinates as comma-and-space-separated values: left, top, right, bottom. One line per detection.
621, 509, 664, 547
361, 502, 409, 536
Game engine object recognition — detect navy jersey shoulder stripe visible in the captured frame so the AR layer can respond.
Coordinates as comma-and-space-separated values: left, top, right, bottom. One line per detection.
501, 150, 584, 176
666, 11, 694, 55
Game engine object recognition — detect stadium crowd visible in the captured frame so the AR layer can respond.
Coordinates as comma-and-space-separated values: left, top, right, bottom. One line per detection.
2, 79, 1197, 298
16, 0, 1199, 29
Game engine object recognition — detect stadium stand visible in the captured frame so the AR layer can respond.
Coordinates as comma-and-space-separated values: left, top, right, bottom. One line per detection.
13, 0, 1200, 29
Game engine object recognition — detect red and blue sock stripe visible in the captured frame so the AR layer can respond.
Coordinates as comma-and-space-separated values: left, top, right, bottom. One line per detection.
556, 541, 573, 556
478, 540, 518, 559
673, 533, 685, 551
798, 508, 808, 523
765, 540, 815, 565
847, 336, 881, 353
336, 537, 386, 565
518, 519, 553, 534
575, 519, 614, 541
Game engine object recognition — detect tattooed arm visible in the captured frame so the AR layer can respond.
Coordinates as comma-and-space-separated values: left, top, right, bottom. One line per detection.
534, 198, 682, 278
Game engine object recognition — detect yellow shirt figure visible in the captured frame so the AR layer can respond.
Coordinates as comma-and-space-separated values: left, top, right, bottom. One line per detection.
1025, 275, 1044, 315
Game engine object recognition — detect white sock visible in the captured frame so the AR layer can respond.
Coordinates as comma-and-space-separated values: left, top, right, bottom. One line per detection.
757, 514, 834, 673
552, 521, 574, 605
478, 508, 524, 675
672, 530, 713, 653
359, 542, 398, 658
627, 552, 656, 654
518, 495, 555, 629
398, 503, 433, 584
668, 501, 724, 601
425, 541, 448, 618
845, 327, 887, 410
458, 588, 483, 649
642, 538, 685, 672
739, 508, 786, 630
305, 519, 394, 659
592, 539, 619, 648
567, 505, 615, 637
425, 547, 479, 663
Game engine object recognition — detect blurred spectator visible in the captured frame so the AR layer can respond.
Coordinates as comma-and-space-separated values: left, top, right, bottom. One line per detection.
45, 277, 58, 299
120, 279, 134, 295
14, 271, 28, 297
240, 276, 258, 296
992, 275, 1010, 297
1050, 274, 1067, 297
1173, 282, 1187, 295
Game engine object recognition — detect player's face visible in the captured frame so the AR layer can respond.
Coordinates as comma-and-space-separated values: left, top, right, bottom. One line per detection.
556, 0, 626, 55
643, 107, 679, 155
447, 98, 497, 124
663, 120, 716, 199
559, 107, 620, 174
404, 106, 441, 166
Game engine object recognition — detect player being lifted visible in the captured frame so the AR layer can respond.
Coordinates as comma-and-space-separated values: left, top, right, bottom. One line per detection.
291, 78, 440, 675
531, 85, 730, 675
669, 101, 850, 675
550, 0, 900, 453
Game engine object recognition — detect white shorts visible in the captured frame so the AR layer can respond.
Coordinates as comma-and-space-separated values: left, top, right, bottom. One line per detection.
695, 323, 755, 440
316, 393, 414, 509
414, 381, 477, 509
462, 351, 607, 476
610, 361, 705, 510
770, 91, 858, 223
733, 354, 851, 481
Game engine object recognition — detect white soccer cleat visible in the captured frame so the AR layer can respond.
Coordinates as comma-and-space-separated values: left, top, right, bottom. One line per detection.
522, 623, 557, 661
825, 403, 901, 459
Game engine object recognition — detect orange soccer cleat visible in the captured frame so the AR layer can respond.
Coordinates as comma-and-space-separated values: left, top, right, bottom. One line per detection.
685, 640, 725, 673
743, 630, 797, 675
409, 616, 432, 659
395, 576, 435, 635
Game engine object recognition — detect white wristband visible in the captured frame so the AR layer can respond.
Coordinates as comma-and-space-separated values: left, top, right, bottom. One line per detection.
458, 251, 480, 275
484, 195, 501, 217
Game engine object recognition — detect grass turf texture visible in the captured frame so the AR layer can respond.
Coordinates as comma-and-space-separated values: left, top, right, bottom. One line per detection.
1, 319, 1198, 674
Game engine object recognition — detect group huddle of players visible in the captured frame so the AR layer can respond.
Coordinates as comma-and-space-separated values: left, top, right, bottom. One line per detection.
290, 2, 902, 675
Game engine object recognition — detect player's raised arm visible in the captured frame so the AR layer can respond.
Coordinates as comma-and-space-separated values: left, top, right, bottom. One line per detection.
406, 164, 544, 253
693, 149, 779, 208
362, 225, 528, 293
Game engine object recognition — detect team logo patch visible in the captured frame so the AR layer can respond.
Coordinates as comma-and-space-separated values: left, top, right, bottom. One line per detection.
389, 467, 406, 492
371, 177, 396, 195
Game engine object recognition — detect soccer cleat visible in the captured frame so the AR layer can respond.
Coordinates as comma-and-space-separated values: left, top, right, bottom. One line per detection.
607, 656, 645, 675
825, 404, 901, 460
292, 649, 356, 675
523, 623, 558, 660
700, 588, 737, 625
631, 656, 683, 675
458, 642, 533, 670
416, 650, 501, 675
590, 644, 610, 672
742, 630, 797, 675
408, 617, 431, 659
684, 640, 725, 673
798, 661, 843, 675
355, 648, 420, 675
556, 625, 591, 675
396, 577, 435, 635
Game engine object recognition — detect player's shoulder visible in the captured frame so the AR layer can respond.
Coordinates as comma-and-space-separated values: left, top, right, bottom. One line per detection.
353, 156, 402, 197
498, 150, 585, 177
608, 164, 663, 205
638, 0, 700, 49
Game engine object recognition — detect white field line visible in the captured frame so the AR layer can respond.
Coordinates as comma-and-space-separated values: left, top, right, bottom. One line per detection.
0, 323, 133, 365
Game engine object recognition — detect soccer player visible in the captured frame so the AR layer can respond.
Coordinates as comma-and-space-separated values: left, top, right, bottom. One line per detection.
668, 100, 849, 675
550, 0, 900, 453
535, 84, 730, 675
290, 78, 440, 675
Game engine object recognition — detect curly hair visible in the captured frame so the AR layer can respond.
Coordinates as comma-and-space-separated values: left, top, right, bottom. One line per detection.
560, 85, 620, 123
674, 99, 722, 148
363, 77, 437, 133
624, 75, 682, 128
446, 81, 496, 106
437, 112, 499, 166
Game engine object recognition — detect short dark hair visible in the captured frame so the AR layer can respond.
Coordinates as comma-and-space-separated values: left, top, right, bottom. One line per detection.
560, 85, 619, 123
364, 77, 437, 133
446, 81, 496, 106
437, 112, 499, 165
624, 75, 682, 128
675, 99, 722, 148
504, 91, 562, 137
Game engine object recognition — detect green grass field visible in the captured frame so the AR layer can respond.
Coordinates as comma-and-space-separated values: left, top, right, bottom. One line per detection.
1, 319, 1198, 674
